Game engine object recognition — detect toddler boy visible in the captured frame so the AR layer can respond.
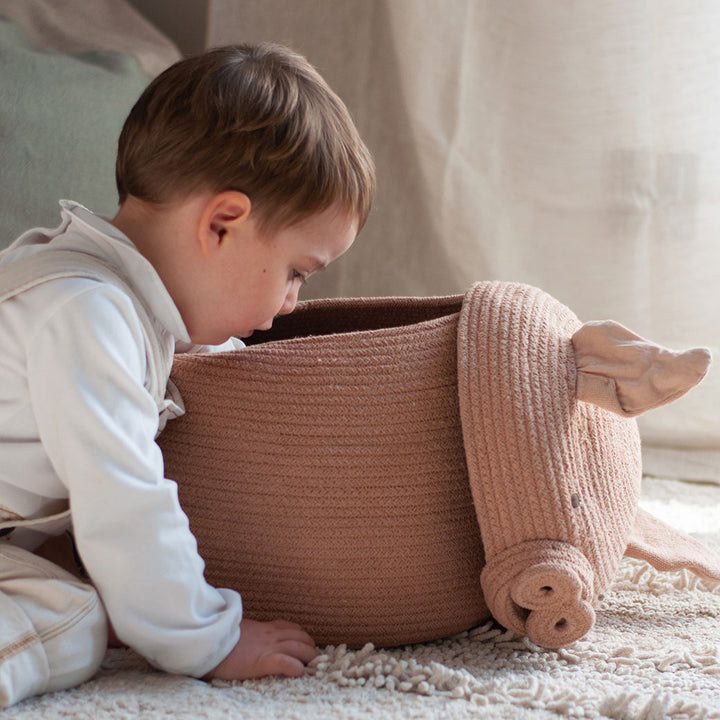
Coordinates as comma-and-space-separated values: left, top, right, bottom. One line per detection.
0, 43, 375, 707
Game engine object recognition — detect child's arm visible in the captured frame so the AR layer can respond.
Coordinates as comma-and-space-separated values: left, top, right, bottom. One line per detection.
205, 619, 317, 680
27, 285, 242, 676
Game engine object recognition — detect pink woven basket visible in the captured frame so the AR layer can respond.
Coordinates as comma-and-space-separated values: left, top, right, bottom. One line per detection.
159, 282, 644, 648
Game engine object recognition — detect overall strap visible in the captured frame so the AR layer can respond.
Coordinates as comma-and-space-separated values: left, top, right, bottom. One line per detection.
0, 249, 136, 304
0, 250, 183, 538
0, 249, 182, 424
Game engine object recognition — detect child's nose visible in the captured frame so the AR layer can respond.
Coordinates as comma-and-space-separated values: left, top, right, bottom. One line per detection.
278, 286, 299, 316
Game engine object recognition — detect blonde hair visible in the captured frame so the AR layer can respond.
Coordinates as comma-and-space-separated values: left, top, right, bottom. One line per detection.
116, 44, 375, 232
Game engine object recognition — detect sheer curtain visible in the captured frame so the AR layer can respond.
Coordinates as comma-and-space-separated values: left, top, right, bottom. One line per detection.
208, 0, 720, 481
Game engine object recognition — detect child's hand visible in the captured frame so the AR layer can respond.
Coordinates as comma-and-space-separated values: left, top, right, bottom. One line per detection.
206, 619, 317, 681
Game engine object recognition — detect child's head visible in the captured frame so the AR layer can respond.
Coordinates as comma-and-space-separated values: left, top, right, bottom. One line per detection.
115, 43, 375, 235
112, 44, 374, 346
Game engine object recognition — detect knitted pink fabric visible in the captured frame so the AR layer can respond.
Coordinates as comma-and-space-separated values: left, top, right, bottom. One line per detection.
159, 281, 717, 649
458, 283, 642, 647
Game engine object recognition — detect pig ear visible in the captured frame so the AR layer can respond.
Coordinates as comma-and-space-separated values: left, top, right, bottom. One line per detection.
626, 507, 720, 581
572, 320, 711, 417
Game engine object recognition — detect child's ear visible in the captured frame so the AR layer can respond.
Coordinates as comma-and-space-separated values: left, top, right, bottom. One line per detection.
198, 191, 252, 254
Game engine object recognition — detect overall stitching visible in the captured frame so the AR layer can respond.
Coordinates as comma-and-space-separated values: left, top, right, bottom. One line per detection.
0, 631, 40, 663
0, 544, 103, 654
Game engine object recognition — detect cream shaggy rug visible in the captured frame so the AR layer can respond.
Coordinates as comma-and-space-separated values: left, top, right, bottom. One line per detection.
6, 476, 720, 720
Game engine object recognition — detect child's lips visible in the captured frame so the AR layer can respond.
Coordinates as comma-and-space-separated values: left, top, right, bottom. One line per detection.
241, 322, 273, 338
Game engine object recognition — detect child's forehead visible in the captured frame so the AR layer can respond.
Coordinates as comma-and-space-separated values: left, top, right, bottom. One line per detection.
262, 202, 358, 236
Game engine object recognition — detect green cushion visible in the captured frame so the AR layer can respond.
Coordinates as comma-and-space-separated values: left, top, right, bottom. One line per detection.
0, 16, 151, 247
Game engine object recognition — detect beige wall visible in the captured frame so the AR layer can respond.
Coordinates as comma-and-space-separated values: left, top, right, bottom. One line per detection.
114, 0, 720, 481
209, 1, 720, 481
126, 0, 207, 56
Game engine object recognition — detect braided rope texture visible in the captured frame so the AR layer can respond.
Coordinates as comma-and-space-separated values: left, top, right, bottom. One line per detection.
161, 293, 488, 648
159, 282, 642, 648
458, 282, 642, 646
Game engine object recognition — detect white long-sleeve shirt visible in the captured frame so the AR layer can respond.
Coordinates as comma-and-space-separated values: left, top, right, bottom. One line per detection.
0, 201, 243, 677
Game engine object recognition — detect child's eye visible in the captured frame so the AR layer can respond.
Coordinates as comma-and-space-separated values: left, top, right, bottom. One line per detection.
292, 269, 307, 285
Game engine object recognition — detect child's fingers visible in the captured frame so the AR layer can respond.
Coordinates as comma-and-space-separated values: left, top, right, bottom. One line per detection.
277, 638, 318, 665
262, 652, 307, 678
267, 619, 305, 631
267, 620, 315, 643
280, 628, 316, 649
266, 621, 316, 650
207, 617, 318, 681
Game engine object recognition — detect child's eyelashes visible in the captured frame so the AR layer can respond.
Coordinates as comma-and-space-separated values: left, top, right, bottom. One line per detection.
292, 269, 308, 285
